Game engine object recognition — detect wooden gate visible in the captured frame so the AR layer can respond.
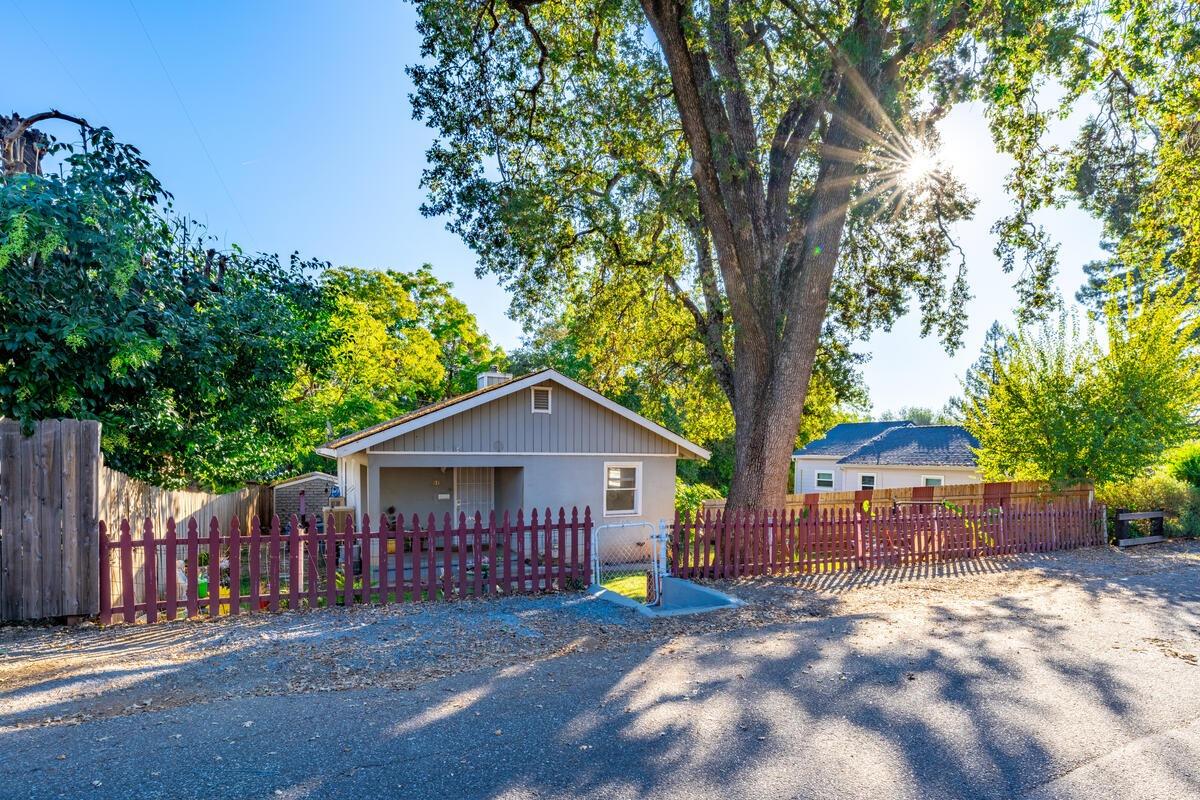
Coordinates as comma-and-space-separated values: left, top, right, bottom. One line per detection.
0, 419, 101, 621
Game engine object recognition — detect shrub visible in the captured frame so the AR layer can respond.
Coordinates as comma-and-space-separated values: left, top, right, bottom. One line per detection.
1096, 471, 1200, 538
1168, 442, 1200, 488
675, 478, 723, 519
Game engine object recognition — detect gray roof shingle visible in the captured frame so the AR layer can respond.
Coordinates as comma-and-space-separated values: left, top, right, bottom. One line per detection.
793, 421, 914, 458
836, 424, 980, 467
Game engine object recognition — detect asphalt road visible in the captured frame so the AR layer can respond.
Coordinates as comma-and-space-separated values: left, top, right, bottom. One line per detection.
3, 546, 1199, 800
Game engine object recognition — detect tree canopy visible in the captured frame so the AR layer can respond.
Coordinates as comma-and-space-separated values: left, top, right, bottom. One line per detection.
963, 279, 1200, 487
408, 0, 1184, 506
0, 123, 503, 490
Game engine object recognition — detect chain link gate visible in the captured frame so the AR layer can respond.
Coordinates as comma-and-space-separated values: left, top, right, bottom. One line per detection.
590, 520, 667, 605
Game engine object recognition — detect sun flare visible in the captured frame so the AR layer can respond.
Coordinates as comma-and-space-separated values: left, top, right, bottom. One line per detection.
900, 144, 941, 187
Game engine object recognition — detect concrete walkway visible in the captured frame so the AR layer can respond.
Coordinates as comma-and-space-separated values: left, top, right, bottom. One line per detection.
2, 544, 1199, 799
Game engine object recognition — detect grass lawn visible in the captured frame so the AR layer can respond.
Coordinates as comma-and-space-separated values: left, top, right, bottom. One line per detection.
601, 573, 647, 602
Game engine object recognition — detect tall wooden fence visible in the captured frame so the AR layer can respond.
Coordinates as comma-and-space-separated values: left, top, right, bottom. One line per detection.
101, 507, 593, 624
671, 500, 1104, 580
0, 419, 101, 621
100, 468, 264, 538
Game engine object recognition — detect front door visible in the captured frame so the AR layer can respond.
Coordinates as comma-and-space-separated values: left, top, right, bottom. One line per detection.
453, 467, 495, 522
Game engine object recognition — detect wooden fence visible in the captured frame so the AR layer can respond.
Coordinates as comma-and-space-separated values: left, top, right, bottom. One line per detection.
0, 419, 100, 621
701, 480, 1094, 515
100, 507, 593, 624
100, 467, 264, 538
671, 500, 1104, 579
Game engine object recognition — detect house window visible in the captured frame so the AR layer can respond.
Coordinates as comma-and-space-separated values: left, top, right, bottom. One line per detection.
860, 474, 876, 490
604, 462, 641, 516
922, 475, 944, 487
531, 386, 552, 414
815, 471, 834, 489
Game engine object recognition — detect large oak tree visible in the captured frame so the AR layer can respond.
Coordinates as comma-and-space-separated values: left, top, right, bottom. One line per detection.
409, 0, 1168, 507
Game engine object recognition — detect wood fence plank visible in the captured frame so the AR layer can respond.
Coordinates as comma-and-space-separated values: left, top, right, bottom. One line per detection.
269, 515, 282, 613
186, 518, 199, 618
164, 518, 178, 621
143, 518, 158, 624
207, 518, 221, 618
249, 516, 261, 612
120, 520, 134, 623
582, 507, 592, 586
98, 522, 111, 624
229, 517, 241, 616
361, 515, 373, 605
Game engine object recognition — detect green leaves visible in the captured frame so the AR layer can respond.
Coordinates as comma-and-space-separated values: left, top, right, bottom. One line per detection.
964, 278, 1200, 486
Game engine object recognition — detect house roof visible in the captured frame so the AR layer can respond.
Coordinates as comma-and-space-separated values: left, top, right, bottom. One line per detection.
835, 424, 980, 467
316, 368, 711, 460
271, 471, 337, 490
793, 421, 915, 458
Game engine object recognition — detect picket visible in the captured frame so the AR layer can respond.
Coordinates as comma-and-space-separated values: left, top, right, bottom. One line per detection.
669, 501, 1104, 580
99, 506, 595, 624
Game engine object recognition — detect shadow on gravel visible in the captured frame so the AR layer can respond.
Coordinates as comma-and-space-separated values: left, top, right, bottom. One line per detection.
3, 543, 1198, 799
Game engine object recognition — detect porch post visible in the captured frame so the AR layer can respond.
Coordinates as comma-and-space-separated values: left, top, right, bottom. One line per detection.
367, 462, 381, 522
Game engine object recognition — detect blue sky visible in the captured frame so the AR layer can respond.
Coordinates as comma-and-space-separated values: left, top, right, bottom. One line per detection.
12, 1, 1106, 414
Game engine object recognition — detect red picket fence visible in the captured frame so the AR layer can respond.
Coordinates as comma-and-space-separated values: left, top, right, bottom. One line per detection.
670, 500, 1104, 580
100, 507, 592, 625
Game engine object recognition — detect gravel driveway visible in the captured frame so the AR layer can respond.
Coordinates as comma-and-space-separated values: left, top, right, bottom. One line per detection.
2, 542, 1199, 799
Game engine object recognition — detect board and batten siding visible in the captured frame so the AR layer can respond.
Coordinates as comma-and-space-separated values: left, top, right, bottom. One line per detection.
374, 382, 677, 455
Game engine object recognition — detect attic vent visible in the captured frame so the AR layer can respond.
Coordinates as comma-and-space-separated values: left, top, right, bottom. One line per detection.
531, 386, 552, 414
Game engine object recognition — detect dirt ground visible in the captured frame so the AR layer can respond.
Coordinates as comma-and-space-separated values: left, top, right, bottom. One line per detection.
3, 541, 1199, 732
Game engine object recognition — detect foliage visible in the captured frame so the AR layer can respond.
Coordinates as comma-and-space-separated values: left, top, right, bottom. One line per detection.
1096, 471, 1200, 537
407, 0, 1175, 505
674, 477, 723, 518
1063, 1, 1200, 311
1, 125, 502, 489
1167, 442, 1200, 488
877, 406, 957, 425
964, 279, 1200, 487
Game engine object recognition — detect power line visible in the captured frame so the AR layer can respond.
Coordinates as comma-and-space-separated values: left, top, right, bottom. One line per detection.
126, 0, 253, 241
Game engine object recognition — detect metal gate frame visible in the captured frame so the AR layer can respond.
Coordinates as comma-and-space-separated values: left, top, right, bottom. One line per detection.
590, 520, 668, 606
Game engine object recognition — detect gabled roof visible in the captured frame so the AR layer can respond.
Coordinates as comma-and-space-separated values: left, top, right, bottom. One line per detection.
271, 471, 337, 490
793, 421, 914, 458
316, 368, 711, 460
836, 424, 980, 467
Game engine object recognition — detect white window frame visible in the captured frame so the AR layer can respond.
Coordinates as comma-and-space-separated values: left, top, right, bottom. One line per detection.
859, 473, 876, 491
815, 470, 834, 489
603, 461, 642, 517
530, 386, 553, 414
922, 475, 945, 487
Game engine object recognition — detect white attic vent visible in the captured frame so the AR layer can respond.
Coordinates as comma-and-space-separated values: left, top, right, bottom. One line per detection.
531, 386, 552, 414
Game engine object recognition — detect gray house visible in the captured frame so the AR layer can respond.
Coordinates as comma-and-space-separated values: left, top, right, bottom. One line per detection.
316, 369, 710, 533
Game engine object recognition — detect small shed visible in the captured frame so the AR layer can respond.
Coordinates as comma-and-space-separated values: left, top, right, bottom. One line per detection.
272, 471, 337, 524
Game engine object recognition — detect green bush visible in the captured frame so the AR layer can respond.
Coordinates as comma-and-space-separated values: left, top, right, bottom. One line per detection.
1168, 442, 1200, 488
675, 478, 723, 519
1096, 471, 1200, 538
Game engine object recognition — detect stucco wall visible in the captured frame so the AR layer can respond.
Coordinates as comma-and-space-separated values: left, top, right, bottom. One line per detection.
365, 452, 676, 555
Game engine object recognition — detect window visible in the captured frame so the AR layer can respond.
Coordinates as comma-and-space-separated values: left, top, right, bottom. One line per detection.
815, 471, 834, 489
922, 475, 944, 487
604, 462, 641, 516
860, 474, 876, 490
531, 386, 552, 413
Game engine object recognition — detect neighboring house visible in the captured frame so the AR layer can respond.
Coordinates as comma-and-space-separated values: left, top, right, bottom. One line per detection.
792, 421, 981, 493
316, 369, 710, 540
272, 471, 337, 523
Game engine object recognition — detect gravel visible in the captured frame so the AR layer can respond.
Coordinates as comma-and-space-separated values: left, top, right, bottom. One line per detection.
2, 541, 1199, 799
